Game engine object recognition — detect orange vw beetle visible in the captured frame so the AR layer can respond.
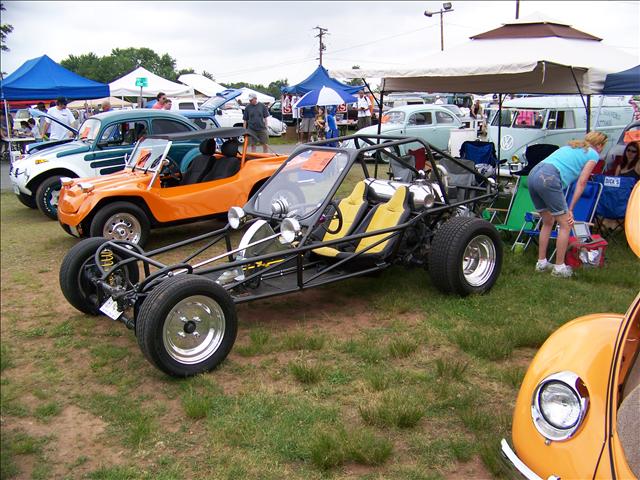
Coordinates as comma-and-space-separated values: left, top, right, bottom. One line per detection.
58, 128, 287, 246
501, 182, 640, 479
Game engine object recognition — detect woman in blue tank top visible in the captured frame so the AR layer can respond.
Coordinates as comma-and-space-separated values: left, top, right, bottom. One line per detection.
527, 131, 608, 277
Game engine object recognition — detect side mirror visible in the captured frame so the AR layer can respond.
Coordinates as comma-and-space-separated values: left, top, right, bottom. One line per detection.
216, 109, 223, 116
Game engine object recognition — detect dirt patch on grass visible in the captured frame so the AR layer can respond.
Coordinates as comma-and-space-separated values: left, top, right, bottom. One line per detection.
6, 405, 124, 479
444, 455, 493, 479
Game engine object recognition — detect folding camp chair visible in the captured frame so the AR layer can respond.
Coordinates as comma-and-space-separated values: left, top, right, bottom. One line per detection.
514, 144, 559, 176
514, 180, 603, 256
459, 140, 498, 176
483, 175, 538, 249
592, 174, 638, 239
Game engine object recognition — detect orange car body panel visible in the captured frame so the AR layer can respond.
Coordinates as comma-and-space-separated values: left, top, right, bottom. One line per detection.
58, 152, 287, 227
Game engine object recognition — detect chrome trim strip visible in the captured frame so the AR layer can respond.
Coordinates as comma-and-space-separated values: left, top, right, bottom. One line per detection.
500, 439, 560, 480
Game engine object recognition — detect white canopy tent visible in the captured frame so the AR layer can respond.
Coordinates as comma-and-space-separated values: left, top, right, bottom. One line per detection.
67, 96, 134, 109
109, 67, 194, 97
238, 87, 275, 105
178, 74, 227, 97
331, 16, 638, 95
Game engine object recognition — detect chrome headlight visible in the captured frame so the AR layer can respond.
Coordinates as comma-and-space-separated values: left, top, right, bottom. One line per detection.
60, 177, 74, 187
511, 154, 519, 163
531, 371, 589, 441
228, 206, 246, 229
280, 217, 301, 244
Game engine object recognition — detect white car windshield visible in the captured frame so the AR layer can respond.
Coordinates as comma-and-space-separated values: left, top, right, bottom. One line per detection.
76, 118, 101, 143
253, 148, 349, 219
127, 138, 172, 172
381, 111, 406, 124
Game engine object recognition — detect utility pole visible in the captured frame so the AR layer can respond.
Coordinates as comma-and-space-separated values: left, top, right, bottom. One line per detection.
424, 3, 454, 52
515, 0, 520, 19
314, 26, 328, 66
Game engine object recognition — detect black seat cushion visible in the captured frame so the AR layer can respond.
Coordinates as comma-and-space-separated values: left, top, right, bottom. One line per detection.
181, 139, 217, 185
202, 139, 241, 182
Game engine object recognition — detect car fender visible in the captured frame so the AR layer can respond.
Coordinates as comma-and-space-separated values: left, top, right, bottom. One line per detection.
22, 154, 93, 194
511, 313, 624, 480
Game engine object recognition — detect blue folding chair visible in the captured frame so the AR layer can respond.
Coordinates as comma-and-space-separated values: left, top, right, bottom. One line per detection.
459, 140, 498, 172
514, 180, 603, 255
592, 174, 638, 239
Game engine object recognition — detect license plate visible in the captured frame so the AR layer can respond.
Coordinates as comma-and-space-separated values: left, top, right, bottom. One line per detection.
100, 297, 123, 320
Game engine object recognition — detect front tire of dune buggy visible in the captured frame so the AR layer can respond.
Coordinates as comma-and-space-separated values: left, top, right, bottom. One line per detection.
428, 217, 502, 296
59, 237, 140, 315
135, 275, 238, 377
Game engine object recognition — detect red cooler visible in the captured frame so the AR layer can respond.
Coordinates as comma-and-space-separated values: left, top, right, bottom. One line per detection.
565, 234, 608, 269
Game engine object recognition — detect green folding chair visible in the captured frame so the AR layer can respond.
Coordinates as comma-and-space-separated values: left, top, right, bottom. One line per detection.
483, 175, 537, 250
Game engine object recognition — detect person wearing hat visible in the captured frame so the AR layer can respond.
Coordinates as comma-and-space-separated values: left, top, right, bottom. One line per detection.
243, 92, 270, 153
356, 90, 372, 130
45, 97, 76, 140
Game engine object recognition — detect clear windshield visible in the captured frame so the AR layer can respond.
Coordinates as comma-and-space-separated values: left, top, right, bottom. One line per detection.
126, 138, 171, 172
253, 148, 349, 219
381, 111, 406, 124
76, 118, 101, 142
491, 108, 545, 129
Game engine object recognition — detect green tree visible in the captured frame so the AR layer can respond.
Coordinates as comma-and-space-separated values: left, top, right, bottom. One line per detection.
1, 3, 14, 52
177, 68, 195, 77
266, 79, 289, 100
202, 71, 214, 80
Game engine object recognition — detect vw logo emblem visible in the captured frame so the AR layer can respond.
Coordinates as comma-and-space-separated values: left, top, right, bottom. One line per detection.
501, 135, 514, 150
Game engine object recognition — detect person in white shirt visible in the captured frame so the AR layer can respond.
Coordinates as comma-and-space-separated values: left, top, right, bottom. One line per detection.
45, 97, 76, 140
356, 90, 372, 130
434, 95, 444, 105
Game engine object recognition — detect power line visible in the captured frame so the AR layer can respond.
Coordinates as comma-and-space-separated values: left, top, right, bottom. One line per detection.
325, 24, 439, 56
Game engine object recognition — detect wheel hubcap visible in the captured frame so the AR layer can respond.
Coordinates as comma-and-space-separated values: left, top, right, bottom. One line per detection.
50, 188, 60, 207
103, 213, 142, 243
163, 295, 225, 365
462, 235, 496, 287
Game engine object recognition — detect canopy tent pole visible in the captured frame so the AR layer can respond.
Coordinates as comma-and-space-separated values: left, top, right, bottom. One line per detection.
497, 94, 503, 161
569, 67, 590, 133
594, 95, 605, 129
2, 99, 14, 163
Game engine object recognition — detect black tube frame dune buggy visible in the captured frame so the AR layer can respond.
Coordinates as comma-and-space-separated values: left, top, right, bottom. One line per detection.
59, 133, 502, 377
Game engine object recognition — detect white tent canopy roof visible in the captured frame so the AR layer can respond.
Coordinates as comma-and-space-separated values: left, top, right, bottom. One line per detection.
178, 74, 227, 97
67, 96, 133, 109
238, 87, 275, 104
331, 18, 637, 95
109, 67, 194, 98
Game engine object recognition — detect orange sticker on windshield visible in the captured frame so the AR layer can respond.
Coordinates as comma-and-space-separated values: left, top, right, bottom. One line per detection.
136, 148, 152, 167
80, 127, 91, 139
624, 130, 640, 143
301, 151, 336, 172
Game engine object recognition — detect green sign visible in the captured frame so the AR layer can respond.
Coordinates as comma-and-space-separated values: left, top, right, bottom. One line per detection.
135, 77, 148, 87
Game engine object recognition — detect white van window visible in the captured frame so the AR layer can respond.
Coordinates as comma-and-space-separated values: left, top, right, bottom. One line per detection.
513, 110, 545, 129
547, 110, 575, 130
408, 112, 432, 125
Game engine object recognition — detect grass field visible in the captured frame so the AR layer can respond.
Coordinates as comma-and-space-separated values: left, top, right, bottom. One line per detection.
1, 191, 638, 480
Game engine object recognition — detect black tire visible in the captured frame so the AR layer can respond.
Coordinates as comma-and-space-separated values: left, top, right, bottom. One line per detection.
89, 201, 151, 247
35, 175, 63, 220
16, 192, 37, 209
135, 275, 238, 377
59, 237, 140, 315
428, 217, 502, 296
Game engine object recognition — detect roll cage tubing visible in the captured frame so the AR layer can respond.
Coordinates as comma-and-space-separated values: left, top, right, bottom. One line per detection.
93, 134, 496, 293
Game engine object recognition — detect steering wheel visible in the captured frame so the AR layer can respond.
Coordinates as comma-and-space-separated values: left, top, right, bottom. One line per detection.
159, 157, 182, 185
318, 200, 343, 235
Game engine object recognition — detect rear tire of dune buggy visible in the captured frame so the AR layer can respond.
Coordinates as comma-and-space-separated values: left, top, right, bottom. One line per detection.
135, 275, 238, 377
428, 217, 502, 296
59, 237, 140, 315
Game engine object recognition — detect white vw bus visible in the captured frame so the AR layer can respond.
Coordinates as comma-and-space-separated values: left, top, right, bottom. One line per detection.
488, 95, 634, 166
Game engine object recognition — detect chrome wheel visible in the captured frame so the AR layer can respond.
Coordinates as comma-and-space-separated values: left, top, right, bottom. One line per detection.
462, 235, 496, 287
102, 213, 142, 243
162, 295, 226, 365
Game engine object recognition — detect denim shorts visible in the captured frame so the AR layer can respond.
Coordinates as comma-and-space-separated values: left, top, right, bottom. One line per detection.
527, 163, 568, 216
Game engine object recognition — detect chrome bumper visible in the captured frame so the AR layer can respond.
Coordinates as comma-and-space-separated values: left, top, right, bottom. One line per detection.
500, 439, 560, 480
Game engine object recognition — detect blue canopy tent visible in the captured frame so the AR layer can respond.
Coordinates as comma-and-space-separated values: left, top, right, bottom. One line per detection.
602, 65, 640, 95
1, 55, 109, 160
281, 65, 361, 95
0, 54, 110, 101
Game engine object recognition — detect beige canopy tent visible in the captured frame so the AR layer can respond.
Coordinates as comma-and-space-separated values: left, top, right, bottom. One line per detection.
331, 15, 638, 95
67, 96, 134, 109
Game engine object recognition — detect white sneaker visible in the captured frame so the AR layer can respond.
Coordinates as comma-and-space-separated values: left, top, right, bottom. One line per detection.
551, 264, 573, 278
535, 259, 553, 272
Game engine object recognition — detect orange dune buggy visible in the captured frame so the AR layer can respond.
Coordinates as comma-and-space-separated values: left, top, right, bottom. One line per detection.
58, 128, 287, 246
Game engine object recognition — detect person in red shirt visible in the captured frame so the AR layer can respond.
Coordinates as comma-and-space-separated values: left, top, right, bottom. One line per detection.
152, 92, 166, 110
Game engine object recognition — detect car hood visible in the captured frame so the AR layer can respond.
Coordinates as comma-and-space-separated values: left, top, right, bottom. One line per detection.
72, 170, 153, 191
26, 141, 90, 160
